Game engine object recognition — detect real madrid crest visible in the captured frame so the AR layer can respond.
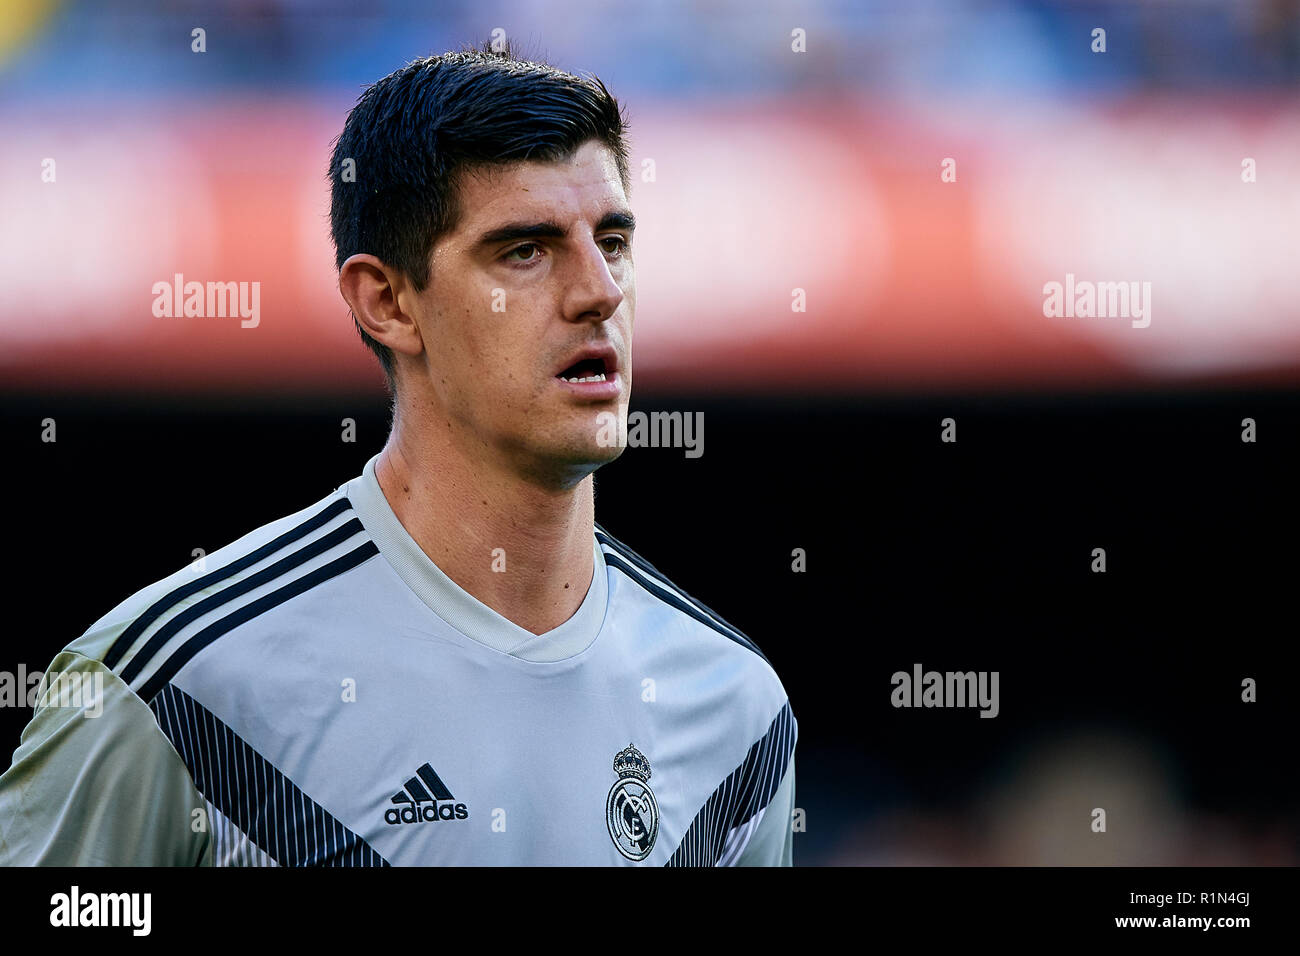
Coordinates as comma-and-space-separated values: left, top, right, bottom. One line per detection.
606, 743, 659, 861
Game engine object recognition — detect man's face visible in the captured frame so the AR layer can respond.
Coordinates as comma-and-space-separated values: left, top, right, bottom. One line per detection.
411, 139, 634, 486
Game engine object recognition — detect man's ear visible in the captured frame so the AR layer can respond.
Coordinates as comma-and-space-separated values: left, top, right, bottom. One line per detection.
337, 254, 425, 359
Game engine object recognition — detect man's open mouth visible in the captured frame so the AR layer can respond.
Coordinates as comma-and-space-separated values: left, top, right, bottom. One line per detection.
555, 345, 618, 385
557, 357, 610, 384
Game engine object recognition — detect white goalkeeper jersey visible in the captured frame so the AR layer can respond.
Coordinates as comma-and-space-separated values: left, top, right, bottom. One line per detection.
0, 453, 796, 866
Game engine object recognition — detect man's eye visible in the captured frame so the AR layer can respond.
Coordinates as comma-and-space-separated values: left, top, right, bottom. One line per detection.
506, 244, 540, 262
600, 236, 629, 257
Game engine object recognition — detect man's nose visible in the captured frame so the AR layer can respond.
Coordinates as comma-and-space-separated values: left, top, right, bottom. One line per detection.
563, 239, 624, 324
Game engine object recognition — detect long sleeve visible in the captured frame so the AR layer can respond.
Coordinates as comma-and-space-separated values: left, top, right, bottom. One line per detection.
735, 755, 796, 866
0, 650, 211, 866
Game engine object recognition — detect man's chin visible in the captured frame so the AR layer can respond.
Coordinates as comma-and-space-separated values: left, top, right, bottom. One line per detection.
560, 402, 628, 461
512, 436, 625, 490
556, 437, 627, 472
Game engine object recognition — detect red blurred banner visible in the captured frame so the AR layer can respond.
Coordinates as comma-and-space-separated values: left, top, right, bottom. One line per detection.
3, 96, 1299, 394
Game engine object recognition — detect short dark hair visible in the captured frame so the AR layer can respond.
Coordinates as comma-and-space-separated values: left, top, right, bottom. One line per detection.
328, 43, 631, 393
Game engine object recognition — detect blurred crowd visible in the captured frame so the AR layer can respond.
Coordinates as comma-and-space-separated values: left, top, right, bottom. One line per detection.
3, 0, 1299, 98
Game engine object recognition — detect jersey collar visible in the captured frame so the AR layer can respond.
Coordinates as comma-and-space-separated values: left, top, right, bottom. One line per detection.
344, 453, 607, 663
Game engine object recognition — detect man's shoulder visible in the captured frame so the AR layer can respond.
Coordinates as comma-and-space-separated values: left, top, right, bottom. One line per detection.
66, 482, 362, 673
595, 522, 790, 704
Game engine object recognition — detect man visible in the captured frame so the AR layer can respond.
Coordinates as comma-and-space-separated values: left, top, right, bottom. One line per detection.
0, 46, 796, 865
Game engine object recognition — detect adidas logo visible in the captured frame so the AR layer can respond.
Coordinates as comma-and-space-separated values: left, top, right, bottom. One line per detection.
383, 762, 469, 825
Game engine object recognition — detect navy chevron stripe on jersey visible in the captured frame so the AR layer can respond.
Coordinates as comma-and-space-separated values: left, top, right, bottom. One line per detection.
665, 699, 796, 866
595, 526, 768, 664
136, 541, 379, 702
150, 682, 389, 867
104, 498, 353, 670
120, 518, 366, 687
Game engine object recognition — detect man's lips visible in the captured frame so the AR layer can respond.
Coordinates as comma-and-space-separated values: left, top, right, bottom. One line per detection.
555, 344, 619, 380
554, 368, 621, 400
554, 344, 622, 399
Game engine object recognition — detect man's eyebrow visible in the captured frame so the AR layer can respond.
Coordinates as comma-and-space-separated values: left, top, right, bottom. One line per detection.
475, 210, 636, 248
595, 210, 636, 233
476, 220, 567, 247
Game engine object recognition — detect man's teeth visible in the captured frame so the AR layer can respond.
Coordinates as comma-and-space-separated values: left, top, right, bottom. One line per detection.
562, 372, 608, 383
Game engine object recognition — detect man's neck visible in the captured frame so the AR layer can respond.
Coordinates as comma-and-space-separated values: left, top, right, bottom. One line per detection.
373, 419, 595, 637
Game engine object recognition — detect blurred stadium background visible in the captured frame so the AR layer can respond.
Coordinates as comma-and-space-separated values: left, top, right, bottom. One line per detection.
1, 0, 1296, 865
